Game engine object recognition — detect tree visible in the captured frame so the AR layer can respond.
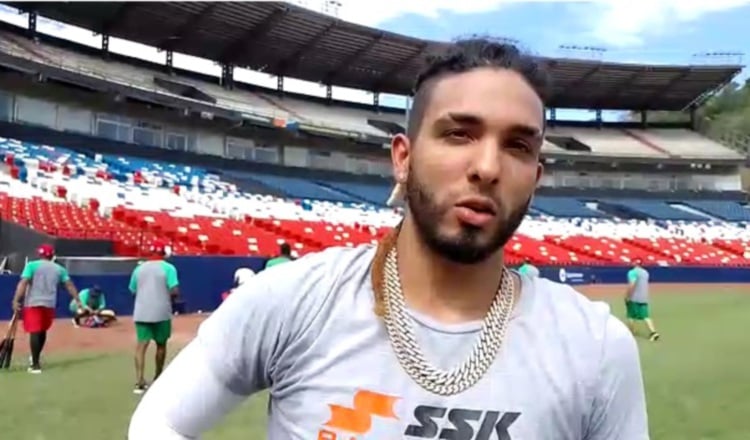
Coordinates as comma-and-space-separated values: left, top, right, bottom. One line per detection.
625, 78, 750, 135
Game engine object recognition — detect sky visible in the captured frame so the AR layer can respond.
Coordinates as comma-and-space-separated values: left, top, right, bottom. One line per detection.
0, 0, 748, 122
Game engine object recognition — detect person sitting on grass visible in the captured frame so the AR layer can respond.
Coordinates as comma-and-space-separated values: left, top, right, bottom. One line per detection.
70, 285, 116, 328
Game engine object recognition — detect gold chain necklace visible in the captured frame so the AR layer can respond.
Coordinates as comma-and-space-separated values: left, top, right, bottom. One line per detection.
371, 231, 516, 396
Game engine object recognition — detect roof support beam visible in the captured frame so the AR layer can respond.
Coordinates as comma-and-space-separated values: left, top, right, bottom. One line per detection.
26, 10, 37, 39
219, 6, 289, 65
274, 21, 337, 74
322, 33, 383, 84
159, 3, 218, 52
101, 34, 110, 58
371, 42, 428, 92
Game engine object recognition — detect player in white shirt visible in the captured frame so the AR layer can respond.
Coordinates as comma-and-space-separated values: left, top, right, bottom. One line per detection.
129, 38, 649, 440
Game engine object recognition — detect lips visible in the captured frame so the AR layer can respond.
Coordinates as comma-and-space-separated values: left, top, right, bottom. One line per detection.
456, 198, 496, 214
454, 197, 497, 227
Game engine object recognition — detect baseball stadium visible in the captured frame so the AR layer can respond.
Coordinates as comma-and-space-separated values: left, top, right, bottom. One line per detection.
0, 1, 748, 439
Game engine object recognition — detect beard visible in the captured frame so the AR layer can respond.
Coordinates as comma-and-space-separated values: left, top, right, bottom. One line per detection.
405, 169, 531, 265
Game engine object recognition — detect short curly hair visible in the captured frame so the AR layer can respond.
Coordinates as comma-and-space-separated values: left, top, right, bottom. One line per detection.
406, 37, 550, 141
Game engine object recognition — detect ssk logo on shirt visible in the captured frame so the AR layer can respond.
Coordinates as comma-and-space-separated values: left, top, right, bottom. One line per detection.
317, 389, 521, 440
405, 406, 520, 440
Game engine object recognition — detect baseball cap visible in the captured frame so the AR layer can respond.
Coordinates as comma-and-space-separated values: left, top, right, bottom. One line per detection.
151, 243, 165, 255
148, 240, 173, 259
37, 244, 55, 258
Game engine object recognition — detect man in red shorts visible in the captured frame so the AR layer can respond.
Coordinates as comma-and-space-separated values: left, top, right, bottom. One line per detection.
11, 244, 86, 373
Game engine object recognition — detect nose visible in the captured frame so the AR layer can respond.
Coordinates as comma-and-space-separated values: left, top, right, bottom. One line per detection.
467, 139, 501, 186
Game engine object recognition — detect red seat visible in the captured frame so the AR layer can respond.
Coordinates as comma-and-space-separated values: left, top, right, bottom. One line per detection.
2, 191, 748, 264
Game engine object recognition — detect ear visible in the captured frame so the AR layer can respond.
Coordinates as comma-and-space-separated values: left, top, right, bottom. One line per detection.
535, 160, 544, 187
390, 133, 411, 185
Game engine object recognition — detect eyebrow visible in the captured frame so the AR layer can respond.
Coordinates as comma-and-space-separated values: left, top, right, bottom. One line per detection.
437, 112, 483, 127
508, 124, 543, 139
437, 112, 543, 138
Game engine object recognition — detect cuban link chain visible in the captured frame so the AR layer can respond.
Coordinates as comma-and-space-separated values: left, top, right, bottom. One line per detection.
381, 246, 516, 396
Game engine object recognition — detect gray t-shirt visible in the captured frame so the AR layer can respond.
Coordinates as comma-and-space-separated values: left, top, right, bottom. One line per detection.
129, 260, 179, 322
22, 259, 70, 308
192, 245, 648, 439
627, 267, 650, 303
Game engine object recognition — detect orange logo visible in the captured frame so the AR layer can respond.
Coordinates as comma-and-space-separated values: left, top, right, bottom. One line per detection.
322, 389, 400, 435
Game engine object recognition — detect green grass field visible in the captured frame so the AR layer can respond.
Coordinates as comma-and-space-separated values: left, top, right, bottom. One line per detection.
1, 288, 748, 439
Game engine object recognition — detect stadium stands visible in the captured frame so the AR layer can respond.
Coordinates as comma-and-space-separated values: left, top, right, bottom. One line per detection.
2, 135, 749, 267
547, 127, 668, 158
0, 30, 395, 139
602, 199, 709, 221
628, 129, 743, 159
531, 196, 606, 218
247, 173, 362, 203
684, 200, 750, 222
0, 29, 738, 160
0, 3, 745, 272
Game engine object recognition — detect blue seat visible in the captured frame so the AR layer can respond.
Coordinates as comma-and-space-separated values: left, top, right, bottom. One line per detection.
532, 196, 606, 218
685, 200, 750, 222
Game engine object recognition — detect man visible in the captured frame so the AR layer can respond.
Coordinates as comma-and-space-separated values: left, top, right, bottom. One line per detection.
70, 285, 117, 328
129, 39, 648, 439
264, 242, 293, 269
518, 257, 540, 278
11, 244, 85, 373
625, 260, 660, 341
128, 243, 179, 394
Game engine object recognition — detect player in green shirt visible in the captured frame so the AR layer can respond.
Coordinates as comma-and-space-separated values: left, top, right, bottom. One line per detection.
12, 244, 85, 373
625, 260, 660, 341
517, 258, 540, 278
265, 243, 294, 269
129, 244, 180, 394
69, 285, 116, 328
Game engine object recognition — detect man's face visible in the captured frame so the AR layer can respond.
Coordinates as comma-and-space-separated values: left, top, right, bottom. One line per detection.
392, 67, 544, 264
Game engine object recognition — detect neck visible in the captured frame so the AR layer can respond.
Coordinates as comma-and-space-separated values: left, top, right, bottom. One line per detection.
395, 216, 507, 324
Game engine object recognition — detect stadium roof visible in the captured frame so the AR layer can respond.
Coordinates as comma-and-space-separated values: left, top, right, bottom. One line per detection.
9, 1, 744, 111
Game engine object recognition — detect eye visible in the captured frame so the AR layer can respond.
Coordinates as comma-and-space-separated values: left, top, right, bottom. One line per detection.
443, 129, 471, 142
507, 139, 531, 151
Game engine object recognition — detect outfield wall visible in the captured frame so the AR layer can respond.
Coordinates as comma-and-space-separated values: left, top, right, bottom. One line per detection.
1, 257, 749, 320
540, 265, 750, 285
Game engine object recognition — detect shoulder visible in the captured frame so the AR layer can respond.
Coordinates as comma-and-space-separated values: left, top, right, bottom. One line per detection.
229, 244, 376, 314
527, 276, 631, 355
265, 244, 374, 277
205, 244, 376, 346
24, 260, 42, 270
526, 276, 638, 388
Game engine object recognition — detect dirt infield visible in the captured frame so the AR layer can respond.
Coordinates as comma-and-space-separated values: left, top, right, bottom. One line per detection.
3, 313, 209, 357
1, 283, 746, 357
